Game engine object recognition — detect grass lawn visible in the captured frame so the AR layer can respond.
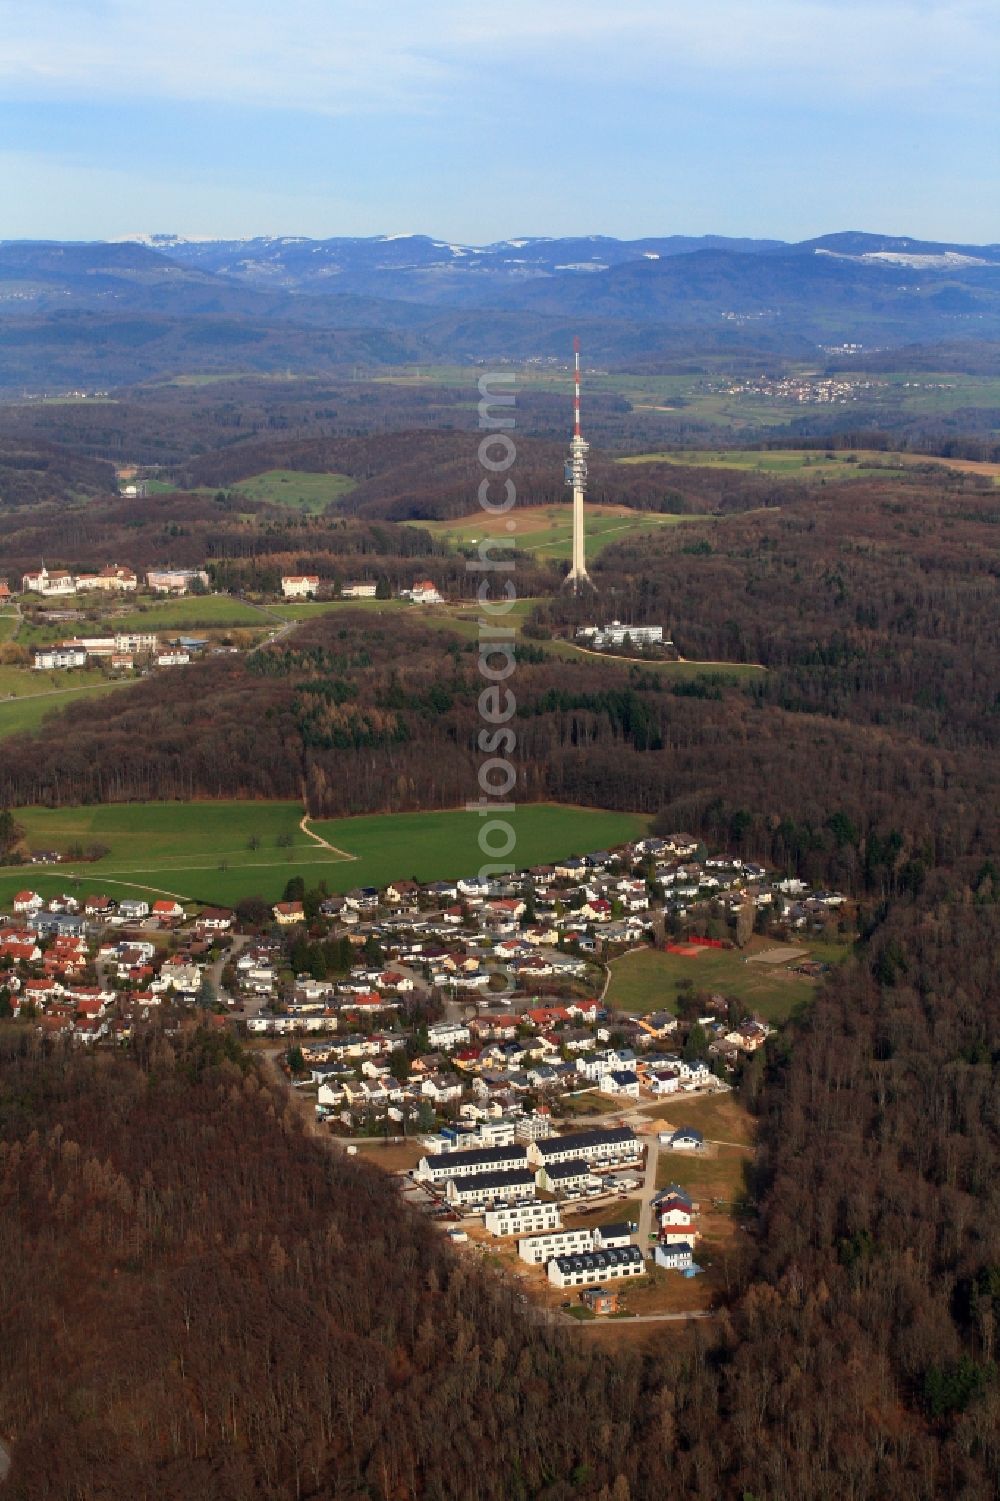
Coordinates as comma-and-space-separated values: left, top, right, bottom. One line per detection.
655, 1142, 751, 1201
550, 641, 765, 678
231, 470, 359, 514
0, 666, 110, 699
606, 938, 841, 1023
411, 504, 712, 564
639, 1092, 756, 1146
1, 801, 650, 908
0, 614, 19, 642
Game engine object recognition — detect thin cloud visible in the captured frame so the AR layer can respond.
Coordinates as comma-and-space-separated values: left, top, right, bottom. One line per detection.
0, 0, 997, 114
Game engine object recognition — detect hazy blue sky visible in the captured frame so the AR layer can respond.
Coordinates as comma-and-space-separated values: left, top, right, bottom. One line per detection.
1, 0, 997, 242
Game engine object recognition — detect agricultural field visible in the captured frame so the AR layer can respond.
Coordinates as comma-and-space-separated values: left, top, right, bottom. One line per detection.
0, 801, 649, 908
618, 446, 1000, 483
372, 362, 1000, 436
411, 504, 711, 563
229, 469, 359, 514
606, 937, 845, 1023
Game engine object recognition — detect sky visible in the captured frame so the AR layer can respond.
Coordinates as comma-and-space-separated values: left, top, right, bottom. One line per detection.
1, 0, 998, 243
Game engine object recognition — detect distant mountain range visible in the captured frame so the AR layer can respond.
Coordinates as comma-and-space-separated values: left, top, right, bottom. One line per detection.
1, 231, 1000, 389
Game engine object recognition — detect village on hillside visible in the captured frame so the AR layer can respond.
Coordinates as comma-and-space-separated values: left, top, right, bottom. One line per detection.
0, 827, 849, 1324
3, 563, 448, 678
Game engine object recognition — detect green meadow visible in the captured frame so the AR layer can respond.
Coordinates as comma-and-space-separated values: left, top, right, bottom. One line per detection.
0, 680, 132, 741
109, 596, 271, 631
606, 940, 845, 1023
231, 470, 359, 513
0, 801, 650, 908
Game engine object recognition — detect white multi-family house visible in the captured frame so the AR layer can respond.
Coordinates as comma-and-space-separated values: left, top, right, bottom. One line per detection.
529, 1127, 640, 1171
418, 1144, 529, 1184
33, 647, 87, 671
547, 1246, 645, 1289
483, 1200, 562, 1237
517, 1227, 594, 1264
426, 1021, 471, 1050
536, 1158, 596, 1195
281, 575, 321, 598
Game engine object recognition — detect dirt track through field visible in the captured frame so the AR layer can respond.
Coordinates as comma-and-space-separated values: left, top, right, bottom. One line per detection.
299, 814, 357, 861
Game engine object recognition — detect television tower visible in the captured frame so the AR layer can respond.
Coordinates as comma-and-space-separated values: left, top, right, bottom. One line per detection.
564, 336, 594, 592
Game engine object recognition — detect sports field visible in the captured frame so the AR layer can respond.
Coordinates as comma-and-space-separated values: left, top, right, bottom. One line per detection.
606, 938, 845, 1023
230, 469, 359, 514
0, 801, 649, 908
412, 504, 711, 563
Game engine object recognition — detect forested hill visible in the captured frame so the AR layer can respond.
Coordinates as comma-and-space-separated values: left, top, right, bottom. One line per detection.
5, 230, 1000, 388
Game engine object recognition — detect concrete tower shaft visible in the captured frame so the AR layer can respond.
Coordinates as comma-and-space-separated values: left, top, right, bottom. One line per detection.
564, 336, 594, 593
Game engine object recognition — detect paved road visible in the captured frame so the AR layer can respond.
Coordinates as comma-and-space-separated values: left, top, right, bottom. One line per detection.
636, 1130, 660, 1251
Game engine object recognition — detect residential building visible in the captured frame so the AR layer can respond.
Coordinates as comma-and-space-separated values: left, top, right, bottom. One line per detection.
427, 1021, 471, 1050
146, 568, 210, 594
516, 1110, 555, 1143
600, 1069, 641, 1099
483, 1200, 562, 1237
445, 1169, 537, 1207
281, 575, 321, 598
418, 1143, 529, 1185
341, 582, 377, 599
529, 1127, 640, 1171
273, 901, 305, 925
592, 1222, 635, 1250
536, 1158, 595, 1195
547, 1246, 645, 1289
117, 899, 150, 922
654, 1242, 695, 1271
517, 1227, 594, 1265
662, 1127, 706, 1152
33, 647, 87, 671
151, 899, 185, 923
579, 1287, 621, 1316
402, 579, 444, 604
